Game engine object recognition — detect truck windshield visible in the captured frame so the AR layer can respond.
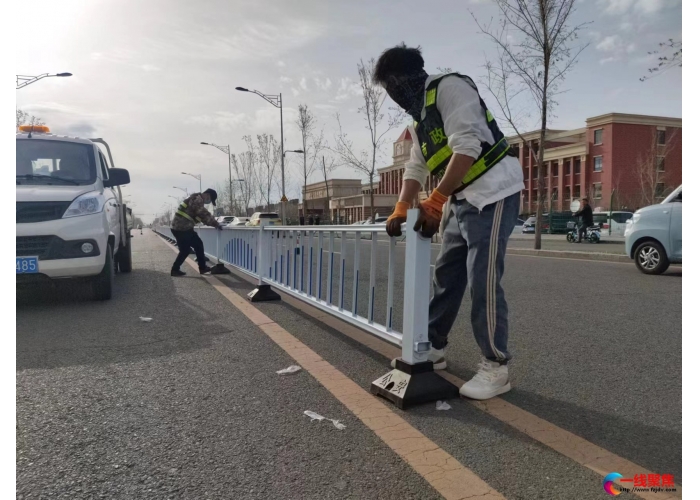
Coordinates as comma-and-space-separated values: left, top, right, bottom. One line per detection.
16, 139, 96, 186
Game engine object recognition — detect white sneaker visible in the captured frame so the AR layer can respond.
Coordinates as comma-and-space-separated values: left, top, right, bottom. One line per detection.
459, 358, 511, 400
390, 348, 447, 370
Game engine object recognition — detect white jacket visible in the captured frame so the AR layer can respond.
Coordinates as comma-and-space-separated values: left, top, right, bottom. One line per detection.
403, 74, 524, 211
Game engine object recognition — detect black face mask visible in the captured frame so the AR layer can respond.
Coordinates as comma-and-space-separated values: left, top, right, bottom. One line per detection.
384, 70, 429, 122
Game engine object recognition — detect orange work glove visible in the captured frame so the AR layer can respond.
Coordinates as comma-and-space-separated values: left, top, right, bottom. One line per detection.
414, 189, 449, 238
385, 201, 409, 237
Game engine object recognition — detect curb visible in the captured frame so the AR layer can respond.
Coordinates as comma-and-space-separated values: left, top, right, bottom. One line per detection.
506, 248, 630, 263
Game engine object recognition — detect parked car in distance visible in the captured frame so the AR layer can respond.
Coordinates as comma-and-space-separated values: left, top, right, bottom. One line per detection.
246, 212, 281, 226
217, 215, 235, 225
625, 185, 681, 274
522, 215, 549, 234
227, 216, 250, 227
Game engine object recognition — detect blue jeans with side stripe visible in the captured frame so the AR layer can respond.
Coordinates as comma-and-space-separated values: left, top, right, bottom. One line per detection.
428, 192, 520, 362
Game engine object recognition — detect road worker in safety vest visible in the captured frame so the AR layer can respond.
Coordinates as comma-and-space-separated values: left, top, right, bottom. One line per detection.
170, 189, 222, 276
376, 44, 524, 400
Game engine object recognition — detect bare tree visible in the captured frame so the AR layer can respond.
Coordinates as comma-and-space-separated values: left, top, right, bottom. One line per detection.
641, 39, 682, 82
16, 108, 44, 129
231, 149, 256, 216
632, 128, 679, 208
472, 0, 589, 249
332, 58, 400, 222
295, 104, 318, 218
320, 155, 339, 219
255, 133, 281, 211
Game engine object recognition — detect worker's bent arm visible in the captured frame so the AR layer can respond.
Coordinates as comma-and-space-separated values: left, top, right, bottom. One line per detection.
435, 153, 475, 196
398, 179, 423, 205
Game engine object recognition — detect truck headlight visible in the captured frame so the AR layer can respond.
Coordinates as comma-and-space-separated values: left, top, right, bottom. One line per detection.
631, 213, 641, 224
63, 192, 107, 218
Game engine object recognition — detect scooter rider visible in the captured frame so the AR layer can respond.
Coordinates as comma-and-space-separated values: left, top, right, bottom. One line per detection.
573, 197, 593, 243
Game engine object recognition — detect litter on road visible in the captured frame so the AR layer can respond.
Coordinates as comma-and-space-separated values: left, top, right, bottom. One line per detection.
139, 317, 153, 322
276, 365, 302, 375
303, 411, 346, 430
436, 401, 452, 411
304, 410, 326, 422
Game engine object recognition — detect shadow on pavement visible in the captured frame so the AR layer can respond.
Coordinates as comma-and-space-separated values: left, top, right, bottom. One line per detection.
16, 268, 231, 371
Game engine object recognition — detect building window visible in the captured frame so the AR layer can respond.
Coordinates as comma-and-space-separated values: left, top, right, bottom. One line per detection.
594, 129, 603, 145
593, 156, 603, 172
655, 182, 665, 198
657, 130, 666, 145
574, 185, 580, 198
565, 161, 571, 176
593, 183, 602, 199
564, 186, 571, 200
551, 188, 558, 201
394, 143, 404, 156
523, 192, 528, 203
657, 156, 665, 172
552, 163, 558, 177
574, 159, 581, 175
533, 167, 538, 179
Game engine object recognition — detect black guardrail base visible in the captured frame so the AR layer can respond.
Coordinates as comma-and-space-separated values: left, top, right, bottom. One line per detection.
371, 359, 458, 410
210, 263, 231, 275
247, 284, 281, 302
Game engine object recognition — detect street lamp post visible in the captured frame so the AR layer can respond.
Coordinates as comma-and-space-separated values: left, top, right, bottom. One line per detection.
173, 186, 189, 196
181, 172, 202, 192
201, 142, 234, 214
236, 86, 290, 224
16, 72, 72, 89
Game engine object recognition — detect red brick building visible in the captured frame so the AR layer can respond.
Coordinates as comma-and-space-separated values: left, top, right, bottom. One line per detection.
513, 113, 682, 214
374, 113, 681, 214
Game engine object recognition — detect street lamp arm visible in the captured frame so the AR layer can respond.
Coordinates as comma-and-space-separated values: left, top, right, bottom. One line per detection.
16, 72, 72, 89
201, 142, 231, 155
247, 89, 281, 108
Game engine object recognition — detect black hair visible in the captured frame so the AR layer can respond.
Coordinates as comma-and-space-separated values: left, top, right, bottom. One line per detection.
582, 197, 589, 202
373, 43, 425, 85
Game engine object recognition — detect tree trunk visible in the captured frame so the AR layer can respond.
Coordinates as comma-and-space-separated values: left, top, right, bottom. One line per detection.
535, 44, 550, 250
370, 148, 376, 223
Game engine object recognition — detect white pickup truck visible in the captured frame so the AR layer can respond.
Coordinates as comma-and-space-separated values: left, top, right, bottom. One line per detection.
16, 125, 132, 300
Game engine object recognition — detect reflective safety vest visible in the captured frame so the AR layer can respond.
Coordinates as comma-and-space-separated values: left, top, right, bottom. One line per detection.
175, 200, 202, 224
414, 73, 515, 194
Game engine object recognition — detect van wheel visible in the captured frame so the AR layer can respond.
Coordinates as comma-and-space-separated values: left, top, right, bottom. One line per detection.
566, 232, 574, 243
116, 232, 133, 273
590, 233, 600, 243
634, 241, 670, 275
92, 247, 114, 300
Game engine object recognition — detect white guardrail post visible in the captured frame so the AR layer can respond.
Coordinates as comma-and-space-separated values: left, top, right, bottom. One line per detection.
371, 209, 458, 409
247, 221, 281, 302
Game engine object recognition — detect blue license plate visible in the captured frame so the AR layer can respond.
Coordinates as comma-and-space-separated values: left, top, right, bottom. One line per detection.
16, 257, 39, 274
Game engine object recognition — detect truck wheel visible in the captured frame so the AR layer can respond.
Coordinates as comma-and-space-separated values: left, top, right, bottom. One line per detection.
634, 241, 670, 275
589, 233, 600, 243
92, 246, 114, 300
566, 232, 574, 243
117, 231, 133, 273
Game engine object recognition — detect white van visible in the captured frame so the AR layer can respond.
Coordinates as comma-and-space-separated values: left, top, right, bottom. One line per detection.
592, 211, 634, 236
16, 126, 132, 300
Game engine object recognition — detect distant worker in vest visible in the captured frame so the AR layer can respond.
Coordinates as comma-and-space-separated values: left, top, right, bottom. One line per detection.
170, 188, 222, 277
377, 44, 524, 400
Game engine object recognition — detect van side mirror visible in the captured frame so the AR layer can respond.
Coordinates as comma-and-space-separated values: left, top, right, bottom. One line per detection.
104, 168, 130, 187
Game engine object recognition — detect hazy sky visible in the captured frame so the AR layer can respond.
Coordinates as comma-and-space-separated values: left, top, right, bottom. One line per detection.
16, 0, 681, 222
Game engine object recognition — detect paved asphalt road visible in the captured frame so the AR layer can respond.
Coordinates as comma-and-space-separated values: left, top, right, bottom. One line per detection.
17, 230, 681, 499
